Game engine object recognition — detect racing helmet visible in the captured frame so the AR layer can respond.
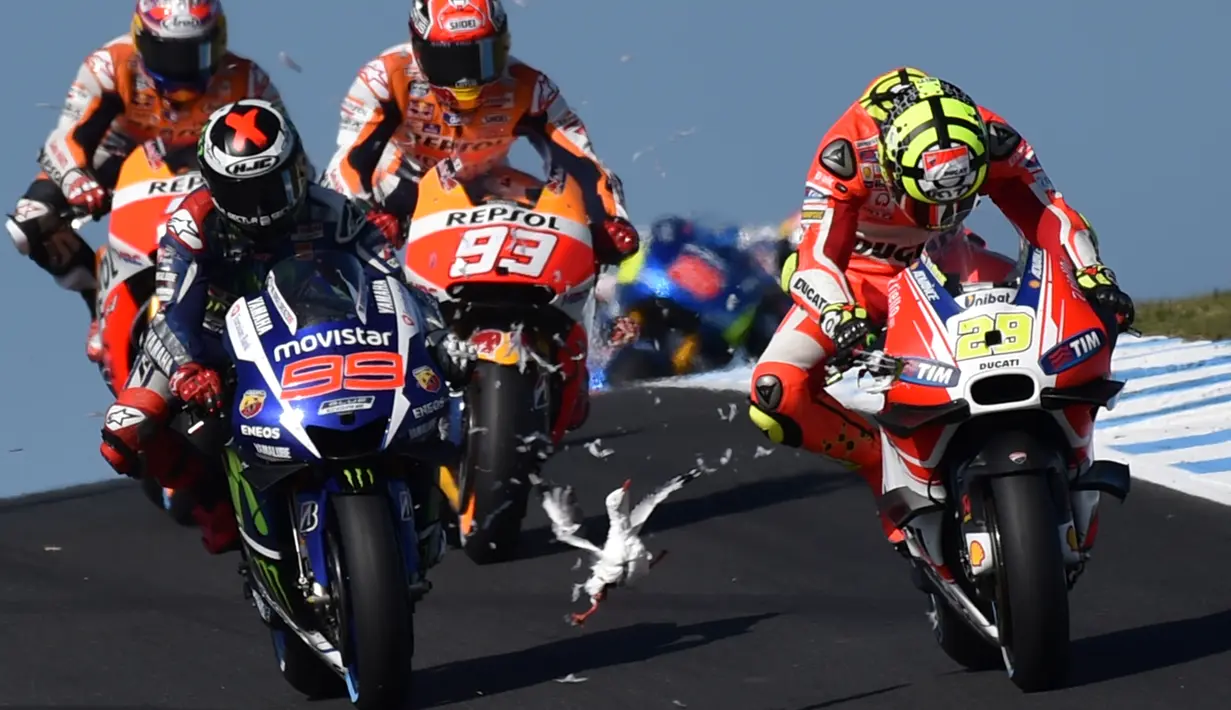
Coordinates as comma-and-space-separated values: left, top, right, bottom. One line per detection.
131, 0, 227, 102
877, 76, 989, 231
197, 99, 310, 237
409, 0, 511, 111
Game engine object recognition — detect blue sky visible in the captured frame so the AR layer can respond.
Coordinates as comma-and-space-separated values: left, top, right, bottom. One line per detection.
0, 0, 1225, 493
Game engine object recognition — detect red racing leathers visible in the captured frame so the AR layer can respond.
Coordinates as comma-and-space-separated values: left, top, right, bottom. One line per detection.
749, 72, 1104, 542
320, 42, 639, 434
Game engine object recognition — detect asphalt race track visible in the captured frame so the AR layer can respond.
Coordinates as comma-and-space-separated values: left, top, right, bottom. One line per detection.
3, 388, 1231, 709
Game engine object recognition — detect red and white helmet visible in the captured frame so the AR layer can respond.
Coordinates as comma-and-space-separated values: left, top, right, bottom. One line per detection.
131, 0, 227, 100
409, 0, 510, 111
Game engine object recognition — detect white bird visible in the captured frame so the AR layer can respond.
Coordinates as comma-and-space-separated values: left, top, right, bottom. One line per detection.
540, 469, 703, 626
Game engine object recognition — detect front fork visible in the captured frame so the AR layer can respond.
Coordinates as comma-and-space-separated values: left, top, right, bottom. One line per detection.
227, 457, 443, 627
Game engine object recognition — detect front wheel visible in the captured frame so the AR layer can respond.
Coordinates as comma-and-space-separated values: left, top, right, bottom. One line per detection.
988, 473, 1071, 692
928, 592, 1002, 672
270, 621, 346, 699
458, 361, 546, 564
331, 494, 415, 708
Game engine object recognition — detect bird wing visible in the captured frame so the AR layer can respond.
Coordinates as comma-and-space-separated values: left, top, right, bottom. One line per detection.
628, 468, 703, 533
540, 484, 603, 554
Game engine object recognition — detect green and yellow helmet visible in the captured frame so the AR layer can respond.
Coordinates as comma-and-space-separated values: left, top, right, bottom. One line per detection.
877, 76, 989, 229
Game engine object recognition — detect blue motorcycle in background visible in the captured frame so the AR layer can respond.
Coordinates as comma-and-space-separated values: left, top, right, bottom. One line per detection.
596, 217, 790, 387
176, 250, 452, 709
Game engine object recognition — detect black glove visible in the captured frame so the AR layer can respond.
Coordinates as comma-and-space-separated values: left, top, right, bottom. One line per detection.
425, 329, 477, 387
1076, 264, 1135, 331
820, 302, 875, 368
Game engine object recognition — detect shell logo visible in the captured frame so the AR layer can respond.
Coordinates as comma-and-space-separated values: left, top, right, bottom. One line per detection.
969, 540, 986, 567
1066, 525, 1079, 551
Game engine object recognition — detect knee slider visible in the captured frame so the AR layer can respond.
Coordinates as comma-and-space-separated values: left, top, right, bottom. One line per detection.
748, 401, 803, 448
8, 179, 74, 267
748, 372, 803, 447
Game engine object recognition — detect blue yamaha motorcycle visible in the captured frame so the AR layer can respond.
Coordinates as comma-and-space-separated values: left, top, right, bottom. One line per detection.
176, 250, 452, 708
596, 219, 790, 387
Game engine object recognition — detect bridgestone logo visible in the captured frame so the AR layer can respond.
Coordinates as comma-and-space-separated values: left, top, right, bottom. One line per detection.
273, 327, 392, 362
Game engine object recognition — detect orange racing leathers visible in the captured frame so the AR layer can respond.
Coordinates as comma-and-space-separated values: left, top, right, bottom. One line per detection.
5, 34, 286, 330
749, 86, 1101, 538
321, 43, 629, 241
320, 42, 632, 437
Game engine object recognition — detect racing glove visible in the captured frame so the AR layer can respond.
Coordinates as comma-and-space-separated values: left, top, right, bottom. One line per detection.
820, 302, 876, 368
425, 329, 477, 388
169, 362, 224, 414
61, 169, 109, 218
1076, 264, 1135, 330
595, 217, 640, 265
608, 315, 641, 347
366, 210, 405, 249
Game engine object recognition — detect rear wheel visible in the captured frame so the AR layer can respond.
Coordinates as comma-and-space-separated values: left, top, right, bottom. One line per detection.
988, 474, 1071, 691
330, 494, 415, 708
459, 361, 546, 564
140, 475, 163, 508
166, 487, 195, 526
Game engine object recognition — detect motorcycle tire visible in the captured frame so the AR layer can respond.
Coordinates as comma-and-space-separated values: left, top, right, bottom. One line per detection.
458, 361, 544, 564
140, 475, 163, 508
928, 592, 1003, 672
270, 619, 346, 699
988, 473, 1071, 692
330, 493, 415, 709
167, 487, 195, 526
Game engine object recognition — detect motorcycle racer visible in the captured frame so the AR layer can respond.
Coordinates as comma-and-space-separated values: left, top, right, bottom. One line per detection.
320, 0, 639, 433
4, 0, 290, 365
98, 100, 476, 554
749, 68, 1135, 549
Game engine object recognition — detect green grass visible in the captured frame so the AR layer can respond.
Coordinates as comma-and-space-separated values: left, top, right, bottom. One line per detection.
1135, 291, 1231, 341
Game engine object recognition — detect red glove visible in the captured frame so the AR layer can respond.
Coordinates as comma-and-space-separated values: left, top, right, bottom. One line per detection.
608, 315, 641, 347
603, 217, 639, 258
366, 210, 405, 248
169, 363, 224, 413
61, 169, 108, 217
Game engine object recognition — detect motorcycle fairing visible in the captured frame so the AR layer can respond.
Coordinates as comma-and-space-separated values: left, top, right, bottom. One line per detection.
225, 264, 449, 463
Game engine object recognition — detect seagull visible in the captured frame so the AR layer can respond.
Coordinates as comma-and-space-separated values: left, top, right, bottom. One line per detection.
540, 469, 703, 626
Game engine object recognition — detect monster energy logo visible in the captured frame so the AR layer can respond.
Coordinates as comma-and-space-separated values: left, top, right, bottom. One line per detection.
342, 468, 376, 488
252, 557, 292, 611
224, 448, 269, 535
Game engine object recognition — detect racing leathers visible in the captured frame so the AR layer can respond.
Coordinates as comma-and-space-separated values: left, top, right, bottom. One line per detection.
749, 72, 1132, 548
320, 43, 639, 437
99, 184, 469, 554
4, 34, 286, 361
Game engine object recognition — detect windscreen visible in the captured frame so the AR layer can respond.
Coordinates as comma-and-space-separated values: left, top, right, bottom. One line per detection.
923, 231, 1026, 293
266, 251, 367, 328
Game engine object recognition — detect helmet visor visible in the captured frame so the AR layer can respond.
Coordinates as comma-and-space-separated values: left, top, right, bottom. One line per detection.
135, 25, 224, 86
413, 35, 505, 89
209, 153, 309, 230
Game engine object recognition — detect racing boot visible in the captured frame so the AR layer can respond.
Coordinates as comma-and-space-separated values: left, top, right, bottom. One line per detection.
554, 322, 592, 441
191, 494, 240, 554
100, 387, 170, 476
